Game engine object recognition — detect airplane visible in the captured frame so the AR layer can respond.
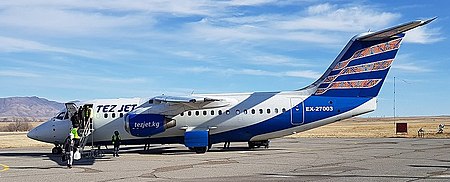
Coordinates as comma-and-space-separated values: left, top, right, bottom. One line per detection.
27, 18, 435, 154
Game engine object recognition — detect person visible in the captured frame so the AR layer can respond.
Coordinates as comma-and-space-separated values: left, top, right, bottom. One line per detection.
71, 126, 80, 149
63, 133, 75, 168
70, 111, 79, 128
112, 130, 121, 157
223, 142, 230, 149
437, 124, 445, 134
84, 105, 91, 124
418, 128, 425, 138
77, 106, 84, 123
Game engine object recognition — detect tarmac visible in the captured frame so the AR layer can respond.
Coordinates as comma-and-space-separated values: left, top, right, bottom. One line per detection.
0, 137, 450, 181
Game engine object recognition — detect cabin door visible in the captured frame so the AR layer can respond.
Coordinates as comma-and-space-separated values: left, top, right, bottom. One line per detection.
290, 98, 304, 125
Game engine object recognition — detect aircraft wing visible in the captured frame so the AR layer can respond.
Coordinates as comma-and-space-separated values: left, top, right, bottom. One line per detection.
357, 17, 436, 41
153, 95, 220, 103
134, 95, 230, 116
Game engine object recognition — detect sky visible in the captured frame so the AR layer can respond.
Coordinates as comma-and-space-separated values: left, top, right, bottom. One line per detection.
0, 0, 448, 117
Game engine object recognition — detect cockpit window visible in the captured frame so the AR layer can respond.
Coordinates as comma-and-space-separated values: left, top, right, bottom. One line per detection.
55, 112, 66, 120
64, 112, 69, 120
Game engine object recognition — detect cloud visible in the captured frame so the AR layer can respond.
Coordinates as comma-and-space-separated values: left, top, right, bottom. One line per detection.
246, 55, 316, 67
307, 3, 333, 14
0, 36, 103, 59
403, 26, 444, 44
392, 63, 432, 73
276, 4, 400, 32
392, 54, 433, 73
0, 7, 151, 36
96, 77, 148, 84
0, 70, 40, 78
285, 70, 322, 79
176, 66, 321, 79
187, 20, 338, 44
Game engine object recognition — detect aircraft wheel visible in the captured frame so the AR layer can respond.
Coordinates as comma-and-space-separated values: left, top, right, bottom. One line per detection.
52, 146, 62, 154
194, 147, 207, 154
248, 141, 256, 149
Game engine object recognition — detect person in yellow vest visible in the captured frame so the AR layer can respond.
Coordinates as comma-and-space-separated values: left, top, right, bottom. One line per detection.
112, 130, 121, 157
71, 126, 80, 149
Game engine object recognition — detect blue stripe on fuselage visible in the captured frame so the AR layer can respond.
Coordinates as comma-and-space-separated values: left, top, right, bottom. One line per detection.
208, 96, 371, 143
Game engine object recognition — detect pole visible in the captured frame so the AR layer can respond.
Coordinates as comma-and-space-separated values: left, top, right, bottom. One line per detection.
393, 76, 396, 120
393, 76, 396, 134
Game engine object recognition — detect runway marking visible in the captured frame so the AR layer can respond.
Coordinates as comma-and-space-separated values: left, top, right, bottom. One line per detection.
0, 164, 9, 172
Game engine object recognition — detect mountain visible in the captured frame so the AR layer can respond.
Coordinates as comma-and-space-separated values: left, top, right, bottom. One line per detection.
0, 96, 64, 120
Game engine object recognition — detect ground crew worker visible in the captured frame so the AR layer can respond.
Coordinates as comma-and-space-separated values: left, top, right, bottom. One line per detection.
71, 126, 80, 149
63, 133, 75, 168
112, 130, 121, 157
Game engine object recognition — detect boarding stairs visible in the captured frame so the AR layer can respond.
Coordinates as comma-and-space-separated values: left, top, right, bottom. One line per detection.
78, 118, 103, 158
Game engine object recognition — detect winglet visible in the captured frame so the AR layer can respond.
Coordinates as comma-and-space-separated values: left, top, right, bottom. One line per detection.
357, 17, 437, 41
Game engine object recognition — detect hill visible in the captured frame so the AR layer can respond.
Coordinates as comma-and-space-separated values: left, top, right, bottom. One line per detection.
0, 96, 64, 120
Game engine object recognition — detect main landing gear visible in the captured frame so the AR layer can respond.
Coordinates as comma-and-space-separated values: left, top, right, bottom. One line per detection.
52, 145, 63, 154
188, 144, 212, 154
248, 140, 270, 149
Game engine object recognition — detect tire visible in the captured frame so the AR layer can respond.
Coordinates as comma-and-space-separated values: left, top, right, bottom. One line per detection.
194, 147, 207, 154
52, 147, 62, 154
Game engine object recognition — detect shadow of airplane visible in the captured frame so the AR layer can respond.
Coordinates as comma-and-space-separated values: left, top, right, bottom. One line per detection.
0, 144, 276, 167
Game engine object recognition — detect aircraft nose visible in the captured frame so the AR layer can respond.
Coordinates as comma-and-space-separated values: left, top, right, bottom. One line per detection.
27, 127, 39, 140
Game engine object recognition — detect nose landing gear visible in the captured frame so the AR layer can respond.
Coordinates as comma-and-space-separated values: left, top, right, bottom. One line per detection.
52, 145, 63, 154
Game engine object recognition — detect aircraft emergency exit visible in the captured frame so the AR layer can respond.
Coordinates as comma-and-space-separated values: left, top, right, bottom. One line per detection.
27, 18, 435, 154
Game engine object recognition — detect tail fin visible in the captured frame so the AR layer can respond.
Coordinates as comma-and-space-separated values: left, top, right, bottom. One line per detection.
305, 18, 436, 97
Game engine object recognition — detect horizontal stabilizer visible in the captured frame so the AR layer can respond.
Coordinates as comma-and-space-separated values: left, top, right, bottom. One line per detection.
357, 17, 436, 41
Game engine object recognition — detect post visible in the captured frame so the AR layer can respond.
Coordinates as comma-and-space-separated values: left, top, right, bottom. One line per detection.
393, 76, 396, 134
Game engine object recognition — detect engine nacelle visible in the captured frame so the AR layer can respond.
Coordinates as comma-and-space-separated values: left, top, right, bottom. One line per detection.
124, 113, 176, 137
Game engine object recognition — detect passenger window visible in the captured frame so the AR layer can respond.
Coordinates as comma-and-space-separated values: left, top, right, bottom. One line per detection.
120, 113, 124, 118
259, 109, 263, 114
282, 108, 286, 112
274, 108, 279, 113
104, 113, 108, 118
180, 112, 184, 116
203, 111, 207, 116
188, 111, 192, 116
211, 110, 215, 115
195, 111, 199, 116
251, 109, 255, 114
226, 110, 230, 115
267, 109, 271, 114
112, 113, 116, 118
218, 110, 222, 115
236, 110, 240, 115
244, 109, 248, 114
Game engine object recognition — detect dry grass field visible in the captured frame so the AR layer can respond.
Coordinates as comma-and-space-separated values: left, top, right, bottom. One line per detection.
0, 122, 52, 148
290, 116, 450, 138
0, 116, 449, 149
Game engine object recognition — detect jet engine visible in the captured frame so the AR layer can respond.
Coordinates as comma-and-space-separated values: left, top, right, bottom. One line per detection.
124, 112, 176, 137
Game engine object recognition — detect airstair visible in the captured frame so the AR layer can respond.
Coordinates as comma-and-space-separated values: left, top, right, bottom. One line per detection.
65, 102, 103, 159
78, 116, 94, 154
